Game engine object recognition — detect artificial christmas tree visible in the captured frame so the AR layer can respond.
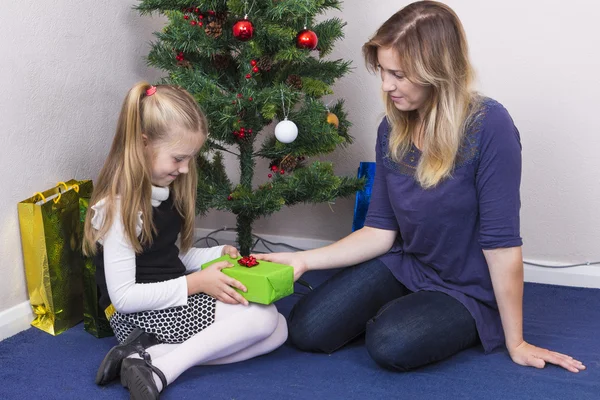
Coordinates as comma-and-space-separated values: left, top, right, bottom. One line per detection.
138, 0, 363, 254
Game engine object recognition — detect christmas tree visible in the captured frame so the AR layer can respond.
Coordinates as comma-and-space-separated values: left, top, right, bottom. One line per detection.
137, 0, 364, 255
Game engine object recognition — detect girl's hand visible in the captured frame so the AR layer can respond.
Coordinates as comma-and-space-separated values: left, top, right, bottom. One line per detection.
221, 245, 240, 258
188, 261, 248, 306
253, 252, 307, 282
508, 341, 585, 373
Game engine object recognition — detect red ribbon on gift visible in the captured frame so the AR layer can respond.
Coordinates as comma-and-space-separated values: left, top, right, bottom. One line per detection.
238, 256, 259, 267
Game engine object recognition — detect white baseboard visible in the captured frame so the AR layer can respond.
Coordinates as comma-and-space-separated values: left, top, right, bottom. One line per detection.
523, 261, 600, 289
195, 228, 600, 289
0, 301, 33, 342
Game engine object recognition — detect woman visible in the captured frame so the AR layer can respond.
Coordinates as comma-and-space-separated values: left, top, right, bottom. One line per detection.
256, 1, 584, 373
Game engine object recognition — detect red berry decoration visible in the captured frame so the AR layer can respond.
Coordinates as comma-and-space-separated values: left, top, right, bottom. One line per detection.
280, 170, 285, 175
238, 256, 259, 267
248, 97, 253, 102
268, 173, 273, 178
198, 22, 203, 27
296, 28, 318, 50
184, 15, 189, 20
252, 66, 259, 73
245, 73, 252, 79
248, 128, 253, 134
250, 60, 257, 66
190, 21, 197, 26
271, 165, 278, 172
237, 93, 243, 98
227, 195, 233, 201
233, 18, 254, 42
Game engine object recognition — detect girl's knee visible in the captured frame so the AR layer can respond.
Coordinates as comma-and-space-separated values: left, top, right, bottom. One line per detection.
242, 304, 280, 337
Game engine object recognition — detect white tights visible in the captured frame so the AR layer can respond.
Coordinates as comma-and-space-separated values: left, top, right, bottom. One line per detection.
129, 302, 288, 392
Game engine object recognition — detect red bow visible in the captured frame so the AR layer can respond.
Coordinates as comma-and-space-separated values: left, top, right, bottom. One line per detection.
238, 256, 259, 267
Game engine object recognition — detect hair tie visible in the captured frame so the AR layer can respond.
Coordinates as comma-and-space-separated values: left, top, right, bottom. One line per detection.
146, 86, 157, 96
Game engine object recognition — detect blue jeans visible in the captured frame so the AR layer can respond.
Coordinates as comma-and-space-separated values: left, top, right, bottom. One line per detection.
288, 258, 479, 371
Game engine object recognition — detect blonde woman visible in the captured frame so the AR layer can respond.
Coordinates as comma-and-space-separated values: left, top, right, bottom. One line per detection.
256, 1, 584, 373
84, 83, 287, 399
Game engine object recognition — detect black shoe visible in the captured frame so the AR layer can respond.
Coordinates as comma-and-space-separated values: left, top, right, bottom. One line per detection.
120, 357, 167, 400
95, 328, 160, 386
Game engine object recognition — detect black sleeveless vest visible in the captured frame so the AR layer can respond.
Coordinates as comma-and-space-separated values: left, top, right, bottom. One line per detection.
94, 195, 186, 311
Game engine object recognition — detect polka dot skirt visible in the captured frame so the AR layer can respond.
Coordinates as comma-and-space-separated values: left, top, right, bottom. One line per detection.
109, 293, 217, 344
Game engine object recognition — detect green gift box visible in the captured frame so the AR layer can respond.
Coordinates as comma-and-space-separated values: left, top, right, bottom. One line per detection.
201, 256, 294, 305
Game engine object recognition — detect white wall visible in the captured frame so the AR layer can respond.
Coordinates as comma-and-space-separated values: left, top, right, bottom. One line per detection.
200, 0, 600, 268
1, 0, 599, 323
0, 1, 164, 316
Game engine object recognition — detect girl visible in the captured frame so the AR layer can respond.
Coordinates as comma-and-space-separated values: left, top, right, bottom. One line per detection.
256, 1, 585, 373
83, 83, 287, 399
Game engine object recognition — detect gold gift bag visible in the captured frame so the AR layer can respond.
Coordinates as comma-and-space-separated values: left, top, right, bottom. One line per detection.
17, 180, 91, 335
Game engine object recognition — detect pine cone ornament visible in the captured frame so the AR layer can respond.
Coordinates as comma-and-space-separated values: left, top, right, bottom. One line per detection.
205, 21, 223, 38
286, 74, 303, 90
212, 54, 231, 69
280, 155, 298, 172
257, 56, 273, 72
204, 11, 227, 38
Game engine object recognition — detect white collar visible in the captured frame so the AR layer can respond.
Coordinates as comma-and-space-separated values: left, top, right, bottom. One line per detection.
151, 186, 170, 207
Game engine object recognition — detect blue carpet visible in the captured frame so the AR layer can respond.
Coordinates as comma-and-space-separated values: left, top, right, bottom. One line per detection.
1, 271, 598, 400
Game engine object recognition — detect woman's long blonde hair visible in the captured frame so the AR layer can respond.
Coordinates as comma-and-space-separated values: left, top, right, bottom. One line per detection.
363, 1, 481, 188
83, 82, 208, 256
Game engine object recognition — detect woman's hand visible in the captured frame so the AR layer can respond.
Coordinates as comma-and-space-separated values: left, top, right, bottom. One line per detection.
221, 245, 240, 258
508, 340, 585, 373
253, 252, 308, 282
186, 261, 248, 306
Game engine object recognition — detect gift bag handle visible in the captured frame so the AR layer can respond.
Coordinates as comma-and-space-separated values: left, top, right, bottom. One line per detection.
33, 182, 80, 205
57, 181, 79, 193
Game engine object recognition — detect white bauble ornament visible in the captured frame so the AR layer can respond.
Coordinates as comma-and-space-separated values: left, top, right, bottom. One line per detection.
274, 118, 298, 143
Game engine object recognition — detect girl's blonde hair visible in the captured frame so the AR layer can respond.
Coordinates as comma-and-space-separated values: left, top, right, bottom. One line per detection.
83, 82, 208, 256
362, 1, 481, 188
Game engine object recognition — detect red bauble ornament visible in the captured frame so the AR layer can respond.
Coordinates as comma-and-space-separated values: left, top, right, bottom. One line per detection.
296, 28, 318, 50
233, 18, 254, 42
184, 15, 189, 20
250, 60, 257, 66
280, 170, 285, 175
198, 22, 203, 27
252, 66, 259, 73
271, 165, 278, 172
245, 73, 252, 79
190, 21, 197, 26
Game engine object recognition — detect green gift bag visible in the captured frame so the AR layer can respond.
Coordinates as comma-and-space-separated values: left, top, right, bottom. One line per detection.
17, 180, 90, 335
201, 256, 294, 305
79, 184, 114, 338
